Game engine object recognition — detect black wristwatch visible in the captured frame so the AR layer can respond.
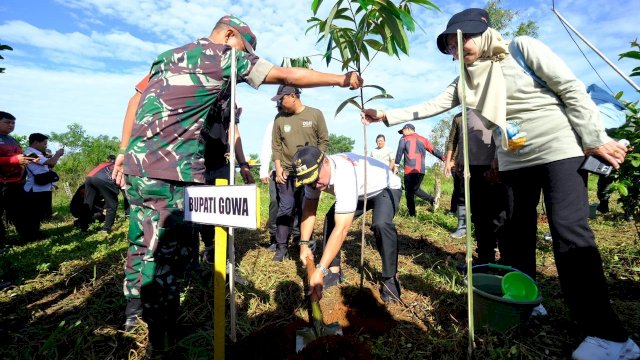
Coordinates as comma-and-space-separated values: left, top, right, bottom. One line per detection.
239, 162, 249, 168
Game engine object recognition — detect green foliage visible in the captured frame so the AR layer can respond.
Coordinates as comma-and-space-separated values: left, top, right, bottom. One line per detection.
327, 133, 355, 154
308, 0, 438, 115
0, 43, 13, 74
608, 40, 640, 227
48, 123, 119, 186
485, 0, 538, 38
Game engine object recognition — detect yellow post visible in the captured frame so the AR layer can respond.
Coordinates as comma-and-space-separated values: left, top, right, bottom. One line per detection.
213, 178, 228, 360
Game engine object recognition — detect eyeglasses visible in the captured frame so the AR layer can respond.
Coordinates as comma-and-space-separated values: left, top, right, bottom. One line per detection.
446, 34, 473, 55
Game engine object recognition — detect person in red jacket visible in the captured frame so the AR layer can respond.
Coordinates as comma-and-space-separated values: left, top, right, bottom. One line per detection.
0, 111, 35, 247
391, 123, 444, 217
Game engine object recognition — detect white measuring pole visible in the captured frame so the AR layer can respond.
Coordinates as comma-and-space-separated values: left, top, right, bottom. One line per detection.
228, 48, 238, 342
552, 7, 640, 92
457, 30, 474, 359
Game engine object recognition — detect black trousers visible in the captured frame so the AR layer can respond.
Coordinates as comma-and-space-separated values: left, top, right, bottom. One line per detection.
82, 176, 119, 231
275, 175, 303, 246
469, 165, 508, 264
0, 183, 27, 243
22, 190, 52, 239
450, 171, 464, 212
404, 173, 434, 216
500, 157, 627, 341
323, 188, 402, 278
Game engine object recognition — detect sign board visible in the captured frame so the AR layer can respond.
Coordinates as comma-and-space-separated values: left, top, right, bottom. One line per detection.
184, 184, 259, 229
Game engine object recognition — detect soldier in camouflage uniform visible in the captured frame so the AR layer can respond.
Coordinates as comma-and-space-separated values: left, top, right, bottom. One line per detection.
113, 15, 363, 356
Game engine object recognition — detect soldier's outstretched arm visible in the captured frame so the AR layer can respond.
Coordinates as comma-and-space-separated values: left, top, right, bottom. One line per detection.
263, 67, 362, 90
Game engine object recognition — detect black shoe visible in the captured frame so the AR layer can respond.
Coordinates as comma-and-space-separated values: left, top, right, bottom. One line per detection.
124, 298, 142, 331
267, 242, 277, 252
124, 315, 143, 332
323, 270, 343, 290
272, 246, 289, 262
597, 201, 609, 214
380, 276, 401, 303
0, 279, 12, 291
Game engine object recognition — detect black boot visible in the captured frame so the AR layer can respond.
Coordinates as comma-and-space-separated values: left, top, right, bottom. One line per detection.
450, 206, 467, 238
272, 245, 289, 262
380, 276, 401, 303
124, 298, 143, 331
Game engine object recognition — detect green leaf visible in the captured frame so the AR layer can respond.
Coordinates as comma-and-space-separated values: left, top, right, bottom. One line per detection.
405, 0, 440, 11
619, 50, 640, 61
311, 0, 324, 15
364, 93, 394, 104
631, 159, 640, 167
619, 184, 629, 196
335, 96, 362, 118
398, 9, 415, 32
323, 1, 343, 40
379, 7, 409, 54
363, 84, 388, 93
0, 45, 13, 51
364, 38, 384, 51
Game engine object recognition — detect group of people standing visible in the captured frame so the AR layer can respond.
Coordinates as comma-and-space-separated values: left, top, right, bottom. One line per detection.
0, 111, 64, 247
108, 8, 637, 360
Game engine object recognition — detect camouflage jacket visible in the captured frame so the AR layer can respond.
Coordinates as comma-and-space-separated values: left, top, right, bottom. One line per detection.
124, 37, 273, 183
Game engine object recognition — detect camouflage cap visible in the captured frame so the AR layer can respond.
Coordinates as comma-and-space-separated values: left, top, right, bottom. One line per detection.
217, 15, 257, 54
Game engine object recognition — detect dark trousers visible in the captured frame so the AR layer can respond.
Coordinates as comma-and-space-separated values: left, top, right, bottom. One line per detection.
82, 176, 119, 231
404, 173, 434, 216
468, 165, 507, 264
500, 157, 627, 341
324, 188, 402, 278
0, 183, 27, 244
596, 174, 614, 203
23, 190, 52, 240
275, 176, 303, 246
450, 171, 464, 212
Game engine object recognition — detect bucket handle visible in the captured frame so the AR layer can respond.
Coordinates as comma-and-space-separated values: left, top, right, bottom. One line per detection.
472, 263, 516, 272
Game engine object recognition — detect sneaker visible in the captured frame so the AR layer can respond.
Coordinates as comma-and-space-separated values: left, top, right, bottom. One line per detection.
272, 246, 289, 262
531, 304, 548, 317
572, 336, 640, 360
323, 270, 343, 290
267, 242, 277, 252
380, 276, 401, 303
450, 228, 466, 239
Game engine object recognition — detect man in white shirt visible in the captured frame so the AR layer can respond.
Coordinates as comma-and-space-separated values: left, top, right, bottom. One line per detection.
293, 146, 403, 303
23, 133, 64, 241
369, 134, 394, 168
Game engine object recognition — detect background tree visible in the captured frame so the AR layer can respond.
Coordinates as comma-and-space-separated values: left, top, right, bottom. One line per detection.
327, 133, 355, 154
48, 123, 119, 186
610, 39, 640, 234
485, 0, 538, 38
0, 43, 12, 74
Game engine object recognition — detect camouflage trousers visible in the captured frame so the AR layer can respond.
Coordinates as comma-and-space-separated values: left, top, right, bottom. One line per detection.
123, 175, 198, 329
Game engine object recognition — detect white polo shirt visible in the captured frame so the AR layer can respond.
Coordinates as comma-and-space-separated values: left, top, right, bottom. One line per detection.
305, 153, 401, 214
24, 147, 55, 193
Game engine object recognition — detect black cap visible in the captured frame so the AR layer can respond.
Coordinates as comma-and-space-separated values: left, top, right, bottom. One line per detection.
292, 146, 325, 187
398, 123, 415, 134
436, 8, 490, 54
270, 85, 301, 101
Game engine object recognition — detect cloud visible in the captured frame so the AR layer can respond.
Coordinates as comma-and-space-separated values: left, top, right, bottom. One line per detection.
2, 0, 639, 160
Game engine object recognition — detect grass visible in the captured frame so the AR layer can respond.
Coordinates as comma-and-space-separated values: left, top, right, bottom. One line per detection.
0, 171, 638, 359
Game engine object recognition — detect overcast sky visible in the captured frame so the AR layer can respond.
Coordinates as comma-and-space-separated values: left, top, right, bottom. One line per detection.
1, 0, 638, 159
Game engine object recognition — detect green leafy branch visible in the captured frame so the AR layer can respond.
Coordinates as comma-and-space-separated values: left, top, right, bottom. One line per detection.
307, 0, 439, 116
